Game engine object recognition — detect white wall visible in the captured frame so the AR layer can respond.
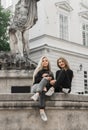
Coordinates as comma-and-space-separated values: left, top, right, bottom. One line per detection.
29, 0, 88, 45
29, 0, 60, 39
1, 0, 12, 8
29, 0, 45, 39
69, 0, 81, 44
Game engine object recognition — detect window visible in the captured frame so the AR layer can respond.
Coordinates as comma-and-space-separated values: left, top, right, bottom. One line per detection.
59, 14, 68, 40
84, 71, 88, 93
82, 24, 88, 46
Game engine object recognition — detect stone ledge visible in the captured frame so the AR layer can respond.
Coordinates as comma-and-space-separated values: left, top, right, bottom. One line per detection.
0, 93, 88, 110
0, 70, 33, 78
0, 93, 88, 130
0, 93, 88, 101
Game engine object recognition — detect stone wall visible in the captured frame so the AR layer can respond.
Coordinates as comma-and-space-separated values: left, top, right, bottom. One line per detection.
0, 70, 33, 93
0, 93, 88, 130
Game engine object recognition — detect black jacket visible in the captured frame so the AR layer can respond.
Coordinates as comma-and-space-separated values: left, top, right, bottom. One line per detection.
55, 69, 73, 92
34, 69, 54, 90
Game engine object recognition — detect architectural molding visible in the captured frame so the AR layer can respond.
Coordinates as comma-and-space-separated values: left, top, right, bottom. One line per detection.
30, 44, 88, 59
55, 1, 73, 12
30, 34, 88, 51
79, 11, 88, 20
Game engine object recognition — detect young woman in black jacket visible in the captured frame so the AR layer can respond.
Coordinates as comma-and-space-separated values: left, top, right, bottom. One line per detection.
46, 57, 73, 96
31, 56, 54, 121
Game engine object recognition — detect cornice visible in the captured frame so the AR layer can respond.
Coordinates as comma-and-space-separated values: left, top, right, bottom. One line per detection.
79, 11, 88, 20
55, 1, 73, 12
30, 34, 88, 50
30, 44, 88, 59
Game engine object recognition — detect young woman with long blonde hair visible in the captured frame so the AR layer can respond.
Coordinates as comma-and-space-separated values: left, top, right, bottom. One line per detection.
31, 56, 54, 121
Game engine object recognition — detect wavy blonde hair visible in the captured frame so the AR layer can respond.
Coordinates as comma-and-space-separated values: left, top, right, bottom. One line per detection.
33, 56, 51, 82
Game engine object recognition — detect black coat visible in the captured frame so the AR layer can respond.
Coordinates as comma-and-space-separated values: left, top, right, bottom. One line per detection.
55, 69, 73, 92
34, 69, 54, 90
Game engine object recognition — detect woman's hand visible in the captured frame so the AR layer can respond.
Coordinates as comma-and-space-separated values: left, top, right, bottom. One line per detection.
42, 73, 49, 77
50, 80, 56, 85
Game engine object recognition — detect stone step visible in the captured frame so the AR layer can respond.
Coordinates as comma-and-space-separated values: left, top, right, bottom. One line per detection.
0, 93, 87, 101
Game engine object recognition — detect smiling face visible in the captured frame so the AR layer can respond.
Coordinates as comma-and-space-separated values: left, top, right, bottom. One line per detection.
41, 57, 49, 69
57, 57, 69, 70
58, 59, 66, 69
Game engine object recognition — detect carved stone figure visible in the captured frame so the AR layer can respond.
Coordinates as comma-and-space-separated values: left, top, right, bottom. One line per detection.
0, 51, 37, 70
9, 0, 40, 57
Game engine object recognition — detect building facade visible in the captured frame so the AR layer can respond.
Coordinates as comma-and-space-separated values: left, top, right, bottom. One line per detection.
1, 0, 88, 94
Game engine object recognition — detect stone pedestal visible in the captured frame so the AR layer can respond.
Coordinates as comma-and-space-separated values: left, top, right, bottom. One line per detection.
0, 70, 33, 93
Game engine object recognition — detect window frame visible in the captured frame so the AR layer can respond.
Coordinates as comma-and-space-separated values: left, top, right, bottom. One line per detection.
58, 9, 70, 41
82, 22, 88, 46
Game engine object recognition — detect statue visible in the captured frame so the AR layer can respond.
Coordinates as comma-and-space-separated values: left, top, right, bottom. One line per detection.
9, 0, 40, 57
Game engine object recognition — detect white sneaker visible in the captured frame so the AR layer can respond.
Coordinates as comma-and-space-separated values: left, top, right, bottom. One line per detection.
31, 93, 39, 101
40, 110, 48, 121
45, 87, 54, 96
62, 88, 70, 94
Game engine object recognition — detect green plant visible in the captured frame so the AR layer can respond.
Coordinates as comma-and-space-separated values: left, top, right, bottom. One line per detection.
0, 6, 10, 51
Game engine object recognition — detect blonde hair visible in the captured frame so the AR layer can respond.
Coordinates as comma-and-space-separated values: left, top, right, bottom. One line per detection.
57, 57, 70, 69
33, 56, 51, 82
